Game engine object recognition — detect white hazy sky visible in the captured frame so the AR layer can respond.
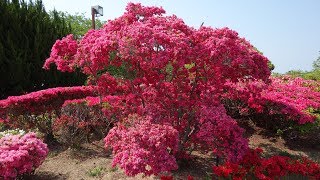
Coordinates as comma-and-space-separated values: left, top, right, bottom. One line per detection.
42, 0, 320, 73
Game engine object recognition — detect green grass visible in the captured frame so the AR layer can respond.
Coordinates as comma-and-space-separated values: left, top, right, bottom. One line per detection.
87, 166, 105, 177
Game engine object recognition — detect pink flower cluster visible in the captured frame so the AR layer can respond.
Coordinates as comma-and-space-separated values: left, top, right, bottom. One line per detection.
261, 77, 320, 124
104, 116, 179, 176
224, 76, 320, 124
62, 96, 101, 107
213, 148, 320, 180
0, 132, 48, 179
194, 105, 248, 162
43, 34, 78, 72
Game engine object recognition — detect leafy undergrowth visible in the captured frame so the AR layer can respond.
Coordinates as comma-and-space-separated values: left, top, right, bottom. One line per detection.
22, 119, 319, 180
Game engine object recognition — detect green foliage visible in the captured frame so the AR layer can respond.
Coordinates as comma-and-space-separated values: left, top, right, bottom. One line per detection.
6, 113, 55, 142
284, 53, 320, 81
313, 52, 320, 70
286, 70, 305, 77
271, 72, 282, 77
277, 150, 294, 158
295, 122, 318, 134
50, 11, 104, 39
87, 166, 105, 177
285, 69, 320, 81
106, 65, 128, 78
108, 167, 117, 172
298, 108, 320, 133
267, 61, 275, 71
0, 129, 26, 138
280, 107, 320, 134
0, 0, 86, 99
0, 123, 4, 132
303, 70, 320, 81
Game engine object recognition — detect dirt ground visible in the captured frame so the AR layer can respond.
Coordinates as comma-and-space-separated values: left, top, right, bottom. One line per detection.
25, 119, 320, 180
28, 140, 154, 180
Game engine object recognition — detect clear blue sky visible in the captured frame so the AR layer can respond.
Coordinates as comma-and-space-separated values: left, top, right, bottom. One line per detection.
42, 0, 320, 73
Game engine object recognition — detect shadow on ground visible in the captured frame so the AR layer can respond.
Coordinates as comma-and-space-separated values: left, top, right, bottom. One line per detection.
23, 171, 68, 180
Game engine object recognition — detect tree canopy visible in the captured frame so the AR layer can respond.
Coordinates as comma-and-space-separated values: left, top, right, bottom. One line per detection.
313, 52, 320, 70
49, 11, 104, 39
285, 52, 320, 81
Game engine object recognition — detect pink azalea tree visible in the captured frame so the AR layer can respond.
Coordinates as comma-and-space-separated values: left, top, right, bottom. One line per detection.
42, 3, 271, 176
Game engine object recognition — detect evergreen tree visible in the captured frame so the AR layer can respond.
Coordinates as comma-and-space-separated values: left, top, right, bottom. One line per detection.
0, 0, 86, 99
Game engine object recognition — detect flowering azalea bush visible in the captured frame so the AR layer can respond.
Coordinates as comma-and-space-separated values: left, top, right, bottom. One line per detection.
213, 148, 320, 180
0, 86, 97, 140
223, 76, 320, 133
261, 77, 320, 124
42, 2, 270, 176
53, 97, 109, 146
0, 86, 96, 116
0, 131, 49, 179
